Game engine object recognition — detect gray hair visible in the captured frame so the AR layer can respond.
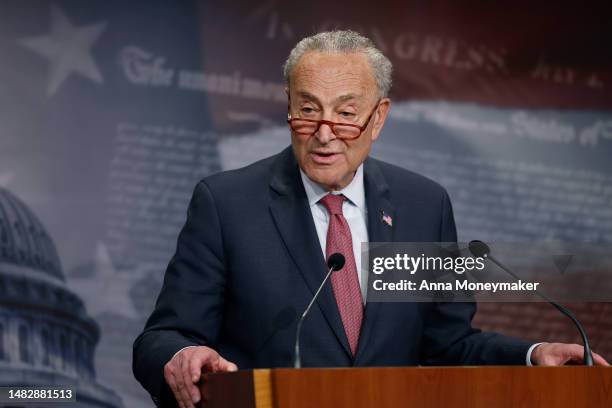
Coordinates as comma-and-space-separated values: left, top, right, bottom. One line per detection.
283, 30, 393, 97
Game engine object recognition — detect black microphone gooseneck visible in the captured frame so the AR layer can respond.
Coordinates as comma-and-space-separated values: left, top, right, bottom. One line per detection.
293, 253, 345, 368
468, 240, 594, 366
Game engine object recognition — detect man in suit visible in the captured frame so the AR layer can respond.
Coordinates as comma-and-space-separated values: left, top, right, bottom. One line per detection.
133, 30, 607, 408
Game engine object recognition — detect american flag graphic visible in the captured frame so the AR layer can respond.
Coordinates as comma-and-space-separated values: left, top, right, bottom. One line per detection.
382, 211, 393, 227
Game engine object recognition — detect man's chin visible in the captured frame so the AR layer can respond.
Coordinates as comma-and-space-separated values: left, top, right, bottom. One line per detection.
303, 168, 352, 191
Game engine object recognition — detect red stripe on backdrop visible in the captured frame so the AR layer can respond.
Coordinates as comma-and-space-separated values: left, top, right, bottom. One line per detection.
197, 1, 611, 132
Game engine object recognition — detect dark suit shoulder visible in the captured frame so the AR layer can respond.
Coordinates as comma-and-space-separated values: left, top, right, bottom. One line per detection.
368, 156, 450, 201
198, 151, 281, 197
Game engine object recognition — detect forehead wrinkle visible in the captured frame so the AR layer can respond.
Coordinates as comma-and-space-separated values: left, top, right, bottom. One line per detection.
302, 69, 364, 86
296, 91, 362, 104
294, 75, 369, 104
296, 91, 321, 104
335, 93, 361, 103
292, 57, 375, 105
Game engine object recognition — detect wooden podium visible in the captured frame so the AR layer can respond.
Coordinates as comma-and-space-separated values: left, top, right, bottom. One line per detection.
200, 366, 611, 408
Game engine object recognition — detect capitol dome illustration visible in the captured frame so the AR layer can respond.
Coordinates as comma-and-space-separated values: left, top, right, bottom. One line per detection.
0, 187, 122, 407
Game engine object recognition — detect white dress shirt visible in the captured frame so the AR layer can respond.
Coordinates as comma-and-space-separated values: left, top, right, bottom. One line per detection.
300, 164, 369, 303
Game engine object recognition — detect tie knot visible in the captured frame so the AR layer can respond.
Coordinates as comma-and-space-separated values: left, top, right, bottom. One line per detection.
319, 194, 345, 215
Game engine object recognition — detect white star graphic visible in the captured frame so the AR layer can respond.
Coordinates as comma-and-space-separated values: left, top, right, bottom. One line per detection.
67, 241, 150, 320
19, 5, 107, 96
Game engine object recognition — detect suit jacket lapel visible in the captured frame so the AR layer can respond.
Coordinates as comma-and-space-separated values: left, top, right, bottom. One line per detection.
355, 157, 395, 362
268, 147, 352, 359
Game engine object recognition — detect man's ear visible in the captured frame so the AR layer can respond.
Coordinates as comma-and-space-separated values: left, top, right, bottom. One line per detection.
371, 98, 391, 141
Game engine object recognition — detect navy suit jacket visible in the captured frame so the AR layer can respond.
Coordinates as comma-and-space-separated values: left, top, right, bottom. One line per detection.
133, 146, 531, 406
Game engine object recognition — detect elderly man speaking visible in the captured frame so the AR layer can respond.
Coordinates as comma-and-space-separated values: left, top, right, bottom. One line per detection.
133, 30, 607, 408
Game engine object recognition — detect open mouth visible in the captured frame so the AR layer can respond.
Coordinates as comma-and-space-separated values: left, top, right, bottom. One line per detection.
311, 151, 339, 164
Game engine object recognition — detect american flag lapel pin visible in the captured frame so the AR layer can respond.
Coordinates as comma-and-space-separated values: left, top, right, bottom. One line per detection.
381, 210, 393, 227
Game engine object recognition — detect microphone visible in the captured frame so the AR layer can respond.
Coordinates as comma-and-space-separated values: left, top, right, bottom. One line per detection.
293, 253, 345, 368
468, 240, 594, 366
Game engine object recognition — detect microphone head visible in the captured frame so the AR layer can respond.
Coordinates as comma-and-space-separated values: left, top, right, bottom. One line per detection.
468, 240, 490, 258
327, 253, 345, 271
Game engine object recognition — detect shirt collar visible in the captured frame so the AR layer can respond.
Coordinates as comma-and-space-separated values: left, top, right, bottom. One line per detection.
299, 164, 366, 211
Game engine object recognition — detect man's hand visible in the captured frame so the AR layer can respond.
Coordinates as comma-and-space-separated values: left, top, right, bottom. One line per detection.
531, 343, 610, 366
164, 345, 238, 408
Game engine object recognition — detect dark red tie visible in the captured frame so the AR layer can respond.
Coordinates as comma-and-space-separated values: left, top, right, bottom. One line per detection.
319, 194, 363, 356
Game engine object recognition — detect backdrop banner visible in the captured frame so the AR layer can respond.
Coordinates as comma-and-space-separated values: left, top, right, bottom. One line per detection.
0, 1, 610, 406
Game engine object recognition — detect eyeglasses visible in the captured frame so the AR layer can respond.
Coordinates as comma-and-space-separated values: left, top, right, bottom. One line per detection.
287, 100, 380, 140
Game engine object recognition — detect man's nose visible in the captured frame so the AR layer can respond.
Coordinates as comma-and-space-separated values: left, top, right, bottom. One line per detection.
315, 122, 335, 144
